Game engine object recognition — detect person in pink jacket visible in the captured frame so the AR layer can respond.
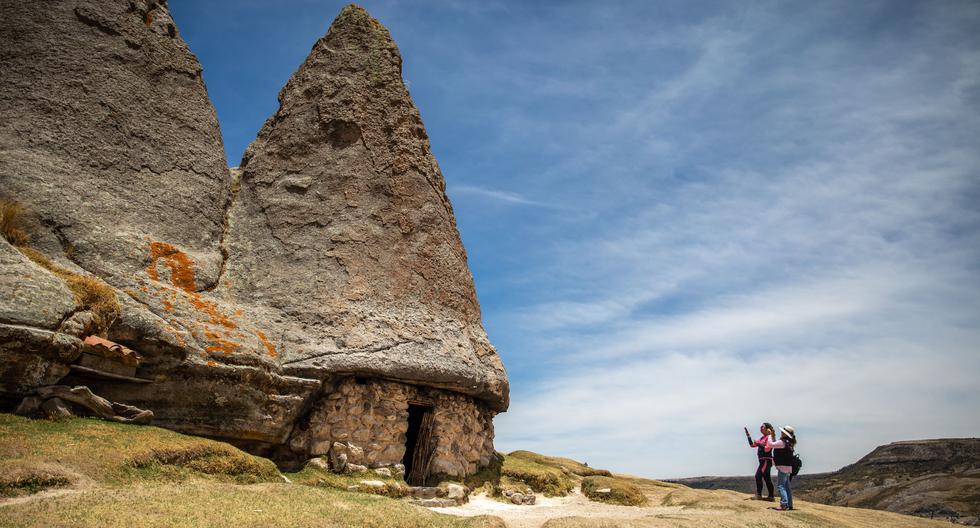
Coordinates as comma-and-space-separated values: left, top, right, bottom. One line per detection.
744, 422, 776, 501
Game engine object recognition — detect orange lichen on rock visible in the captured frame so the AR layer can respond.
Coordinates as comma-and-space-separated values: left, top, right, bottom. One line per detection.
255, 330, 277, 358
188, 293, 237, 329
146, 241, 196, 292
206, 339, 240, 355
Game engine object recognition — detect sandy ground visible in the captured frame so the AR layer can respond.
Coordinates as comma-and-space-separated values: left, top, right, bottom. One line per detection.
434, 488, 686, 528
430, 480, 958, 528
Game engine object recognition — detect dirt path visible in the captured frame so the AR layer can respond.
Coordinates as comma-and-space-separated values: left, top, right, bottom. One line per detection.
0, 487, 83, 508
435, 488, 685, 528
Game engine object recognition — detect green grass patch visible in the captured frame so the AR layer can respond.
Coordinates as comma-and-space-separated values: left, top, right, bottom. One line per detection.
127, 443, 280, 484
0, 480, 503, 528
507, 450, 611, 477
501, 451, 575, 497
284, 462, 409, 498
581, 475, 648, 506
0, 462, 74, 498
0, 414, 278, 487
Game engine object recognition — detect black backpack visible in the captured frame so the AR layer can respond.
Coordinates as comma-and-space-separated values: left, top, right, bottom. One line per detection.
791, 453, 803, 478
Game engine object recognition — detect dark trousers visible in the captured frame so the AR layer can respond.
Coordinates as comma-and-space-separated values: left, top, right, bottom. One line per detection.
755, 458, 774, 497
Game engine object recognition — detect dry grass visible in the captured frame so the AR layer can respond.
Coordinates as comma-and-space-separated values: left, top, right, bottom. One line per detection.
285, 462, 410, 498
508, 450, 612, 477
0, 480, 503, 528
0, 414, 504, 527
15, 246, 120, 334
1, 199, 120, 334
128, 444, 280, 484
0, 414, 276, 487
0, 199, 29, 246
501, 451, 576, 497
581, 475, 648, 506
538, 480, 958, 528
0, 462, 75, 498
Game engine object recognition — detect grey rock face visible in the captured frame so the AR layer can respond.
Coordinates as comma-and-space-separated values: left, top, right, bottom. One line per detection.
0, 0, 230, 286
224, 5, 508, 409
0, 1, 507, 469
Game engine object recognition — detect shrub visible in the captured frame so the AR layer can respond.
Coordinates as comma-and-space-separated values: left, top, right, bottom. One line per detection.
501, 451, 574, 497
581, 475, 648, 506
508, 450, 612, 477
128, 444, 280, 484
0, 463, 74, 497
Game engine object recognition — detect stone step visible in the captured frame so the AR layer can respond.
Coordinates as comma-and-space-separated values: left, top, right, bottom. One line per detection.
406, 486, 444, 499
407, 498, 459, 508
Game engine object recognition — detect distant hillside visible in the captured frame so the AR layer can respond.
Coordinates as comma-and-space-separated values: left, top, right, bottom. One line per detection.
670, 438, 980, 525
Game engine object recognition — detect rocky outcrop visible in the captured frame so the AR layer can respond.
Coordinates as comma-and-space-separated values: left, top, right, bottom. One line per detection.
0, 1, 507, 477
223, 5, 507, 408
795, 439, 980, 526
671, 439, 980, 526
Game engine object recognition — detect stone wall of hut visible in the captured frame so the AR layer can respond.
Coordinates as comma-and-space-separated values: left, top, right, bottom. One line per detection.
289, 376, 496, 477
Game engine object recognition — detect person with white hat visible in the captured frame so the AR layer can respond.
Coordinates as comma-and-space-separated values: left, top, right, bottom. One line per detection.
768, 425, 797, 511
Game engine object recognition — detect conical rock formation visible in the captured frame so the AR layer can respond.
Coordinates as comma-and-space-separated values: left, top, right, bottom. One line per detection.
225, 5, 508, 409
1, 2, 506, 476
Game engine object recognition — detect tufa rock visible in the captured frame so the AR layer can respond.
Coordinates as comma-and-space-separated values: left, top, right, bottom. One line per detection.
0, 1, 507, 476
224, 4, 508, 409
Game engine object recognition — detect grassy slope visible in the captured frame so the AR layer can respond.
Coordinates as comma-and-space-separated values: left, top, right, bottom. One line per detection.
0, 414, 501, 528
0, 416, 959, 527
541, 474, 957, 528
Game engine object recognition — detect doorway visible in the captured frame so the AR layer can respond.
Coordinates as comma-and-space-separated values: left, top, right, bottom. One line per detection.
403, 403, 435, 485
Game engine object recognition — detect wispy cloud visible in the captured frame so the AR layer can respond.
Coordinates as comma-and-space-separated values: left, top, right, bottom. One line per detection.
177, 0, 980, 480
430, 0, 980, 477
449, 184, 559, 208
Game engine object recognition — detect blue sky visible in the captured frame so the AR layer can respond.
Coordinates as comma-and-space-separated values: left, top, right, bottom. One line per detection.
171, 0, 980, 478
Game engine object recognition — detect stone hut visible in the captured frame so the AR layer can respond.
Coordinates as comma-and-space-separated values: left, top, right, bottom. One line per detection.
0, 1, 508, 483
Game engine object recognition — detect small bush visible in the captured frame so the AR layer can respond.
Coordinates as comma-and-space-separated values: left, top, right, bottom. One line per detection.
508, 450, 612, 477
128, 444, 280, 483
0, 199, 29, 246
502, 451, 574, 497
581, 475, 648, 506
0, 463, 75, 497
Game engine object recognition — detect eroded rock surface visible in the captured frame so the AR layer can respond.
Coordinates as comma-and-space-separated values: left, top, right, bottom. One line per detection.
224, 5, 507, 409
0, 1, 507, 475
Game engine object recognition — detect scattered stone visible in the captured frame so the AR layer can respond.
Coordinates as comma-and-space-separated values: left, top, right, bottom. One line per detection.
359, 480, 386, 488
345, 464, 368, 474
305, 457, 330, 471
446, 483, 467, 500
509, 492, 536, 505
408, 486, 443, 499
374, 467, 392, 478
